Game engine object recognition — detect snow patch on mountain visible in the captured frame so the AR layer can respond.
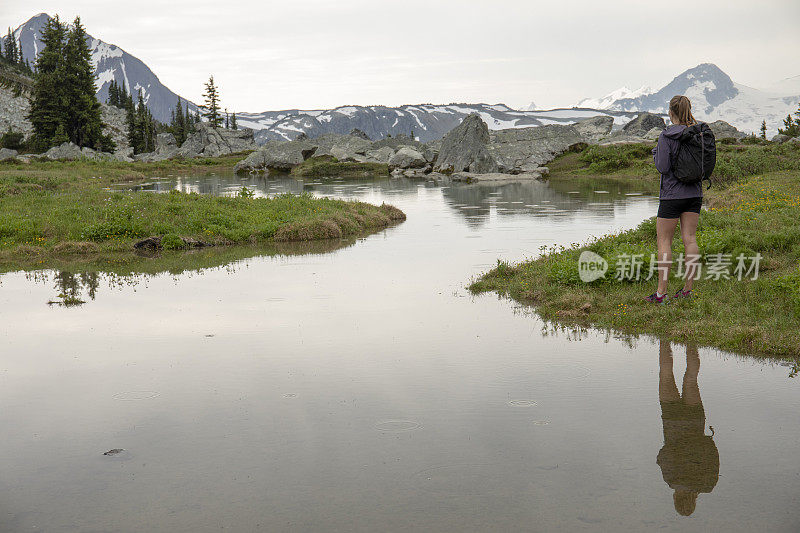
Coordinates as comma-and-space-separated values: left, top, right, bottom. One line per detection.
576, 85, 652, 110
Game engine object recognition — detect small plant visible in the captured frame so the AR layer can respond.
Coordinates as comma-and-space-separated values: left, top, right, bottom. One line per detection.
237, 186, 255, 199
161, 233, 186, 250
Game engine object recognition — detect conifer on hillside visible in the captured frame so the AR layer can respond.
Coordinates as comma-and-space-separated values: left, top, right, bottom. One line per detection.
201, 75, 222, 128
231, 112, 237, 130
63, 17, 105, 149
760, 120, 767, 140
28, 16, 67, 151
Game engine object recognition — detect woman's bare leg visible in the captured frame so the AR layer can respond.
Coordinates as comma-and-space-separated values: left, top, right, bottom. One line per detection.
679, 212, 700, 292
659, 339, 680, 402
656, 217, 679, 294
682, 343, 702, 406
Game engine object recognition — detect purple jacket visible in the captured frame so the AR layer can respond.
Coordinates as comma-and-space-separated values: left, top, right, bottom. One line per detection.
652, 124, 703, 200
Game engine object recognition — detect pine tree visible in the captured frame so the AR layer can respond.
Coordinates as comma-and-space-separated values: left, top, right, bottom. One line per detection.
170, 97, 187, 145
224, 109, 230, 129
231, 112, 237, 130
4, 28, 17, 64
28, 16, 67, 151
201, 75, 222, 128
760, 120, 767, 140
62, 17, 105, 148
779, 112, 800, 137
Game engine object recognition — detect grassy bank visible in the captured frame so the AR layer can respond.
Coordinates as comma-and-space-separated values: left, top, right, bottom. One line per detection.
472, 142, 800, 359
0, 157, 405, 272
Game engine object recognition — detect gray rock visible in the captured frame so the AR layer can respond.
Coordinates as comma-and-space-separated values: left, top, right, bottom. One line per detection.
771, 133, 791, 143
787, 137, 800, 145
349, 128, 371, 140
622, 112, 666, 137
101, 104, 129, 151
177, 123, 257, 158
487, 124, 583, 173
389, 146, 427, 169
643, 127, 663, 141
156, 133, 177, 153
234, 138, 318, 172
707, 120, 744, 139
573, 116, 614, 143
450, 171, 545, 183
363, 146, 395, 164
328, 135, 373, 162
44, 142, 85, 161
0, 147, 18, 161
434, 114, 499, 174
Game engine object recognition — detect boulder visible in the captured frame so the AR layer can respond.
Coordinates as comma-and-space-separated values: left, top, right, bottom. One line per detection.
178, 123, 257, 158
434, 114, 499, 174
156, 133, 178, 153
707, 120, 744, 139
349, 128, 371, 140
234, 138, 319, 172
363, 146, 395, 164
643, 127, 663, 141
328, 135, 373, 162
788, 137, 800, 145
0, 147, 18, 161
487, 124, 583, 173
622, 112, 666, 137
388, 146, 427, 169
573, 116, 614, 143
44, 142, 84, 161
771, 133, 791, 143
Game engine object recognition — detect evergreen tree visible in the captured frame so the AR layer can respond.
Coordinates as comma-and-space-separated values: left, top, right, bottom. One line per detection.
4, 28, 17, 64
231, 112, 237, 130
201, 75, 222, 128
62, 17, 105, 148
27, 16, 67, 151
779, 113, 800, 137
225, 109, 230, 129
170, 97, 187, 145
760, 120, 767, 140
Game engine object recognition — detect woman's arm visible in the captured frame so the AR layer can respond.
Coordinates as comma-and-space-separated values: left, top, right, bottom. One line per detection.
653, 134, 672, 175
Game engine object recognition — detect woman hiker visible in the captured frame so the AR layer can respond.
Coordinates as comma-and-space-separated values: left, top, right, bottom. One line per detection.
646, 95, 702, 304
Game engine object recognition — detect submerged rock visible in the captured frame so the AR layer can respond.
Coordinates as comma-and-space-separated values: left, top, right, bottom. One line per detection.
434, 114, 499, 174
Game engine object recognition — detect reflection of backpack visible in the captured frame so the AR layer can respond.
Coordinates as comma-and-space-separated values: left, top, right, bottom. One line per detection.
672, 122, 716, 188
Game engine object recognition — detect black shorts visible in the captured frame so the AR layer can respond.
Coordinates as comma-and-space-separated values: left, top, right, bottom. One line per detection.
657, 197, 702, 219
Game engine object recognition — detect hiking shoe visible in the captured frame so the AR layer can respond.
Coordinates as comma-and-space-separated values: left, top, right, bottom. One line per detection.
645, 292, 670, 305
673, 288, 693, 300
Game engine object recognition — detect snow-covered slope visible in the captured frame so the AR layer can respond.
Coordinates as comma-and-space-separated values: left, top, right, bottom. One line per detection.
577, 63, 800, 135
237, 104, 644, 144
575, 85, 652, 110
11, 13, 198, 123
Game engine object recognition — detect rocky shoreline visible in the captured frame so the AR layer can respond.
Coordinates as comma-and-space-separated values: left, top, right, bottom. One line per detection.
231, 111, 749, 182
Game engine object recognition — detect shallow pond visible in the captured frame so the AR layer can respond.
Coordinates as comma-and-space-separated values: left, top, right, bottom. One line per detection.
1, 174, 798, 532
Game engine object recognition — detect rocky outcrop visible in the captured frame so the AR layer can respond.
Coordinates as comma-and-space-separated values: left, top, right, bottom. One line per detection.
434, 114, 498, 174
156, 133, 178, 153
707, 120, 744, 139
487, 124, 583, 173
181, 123, 257, 158
234, 138, 319, 172
0, 83, 33, 138
573, 116, 614, 143
349, 128, 371, 140
101, 105, 129, 151
44, 143, 85, 160
388, 147, 427, 169
0, 147, 18, 161
363, 146, 395, 164
771, 133, 791, 143
621, 112, 666, 137
327, 135, 373, 162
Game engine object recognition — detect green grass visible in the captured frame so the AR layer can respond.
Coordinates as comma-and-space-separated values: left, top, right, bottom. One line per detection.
471, 163, 800, 359
547, 140, 800, 188
290, 155, 390, 178
0, 158, 405, 271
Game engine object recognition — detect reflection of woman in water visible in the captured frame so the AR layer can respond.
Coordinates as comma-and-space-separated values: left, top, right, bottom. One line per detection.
657, 340, 719, 516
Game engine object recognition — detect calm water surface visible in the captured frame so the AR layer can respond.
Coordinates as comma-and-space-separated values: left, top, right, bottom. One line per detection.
0, 174, 798, 532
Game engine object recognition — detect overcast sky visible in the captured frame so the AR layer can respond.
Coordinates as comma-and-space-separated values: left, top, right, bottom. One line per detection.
2, 1, 798, 112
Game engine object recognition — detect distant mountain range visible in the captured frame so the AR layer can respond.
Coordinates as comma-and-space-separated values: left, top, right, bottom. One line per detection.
572, 63, 800, 136
12, 13, 199, 123
7, 13, 799, 140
